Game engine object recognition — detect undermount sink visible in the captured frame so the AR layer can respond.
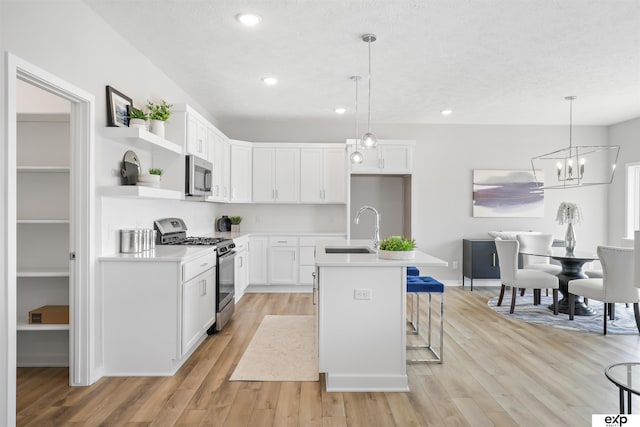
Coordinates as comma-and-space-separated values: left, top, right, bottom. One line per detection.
325, 246, 375, 254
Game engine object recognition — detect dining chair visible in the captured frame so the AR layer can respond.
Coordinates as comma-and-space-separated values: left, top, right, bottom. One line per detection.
568, 246, 640, 335
516, 233, 562, 276
494, 238, 560, 314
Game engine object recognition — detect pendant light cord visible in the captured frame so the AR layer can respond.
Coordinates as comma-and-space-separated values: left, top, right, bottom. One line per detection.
367, 38, 372, 134
355, 77, 359, 142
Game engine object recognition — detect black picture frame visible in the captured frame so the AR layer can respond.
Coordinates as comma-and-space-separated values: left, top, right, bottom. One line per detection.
106, 85, 133, 127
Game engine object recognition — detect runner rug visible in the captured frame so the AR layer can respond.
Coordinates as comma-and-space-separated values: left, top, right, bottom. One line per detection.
229, 315, 319, 381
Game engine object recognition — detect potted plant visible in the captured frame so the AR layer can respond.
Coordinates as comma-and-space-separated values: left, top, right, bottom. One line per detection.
556, 201, 582, 253
146, 99, 172, 138
378, 236, 416, 260
229, 216, 242, 233
137, 168, 163, 188
127, 107, 148, 129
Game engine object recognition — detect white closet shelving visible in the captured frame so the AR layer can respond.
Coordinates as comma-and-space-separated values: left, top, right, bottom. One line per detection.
16, 113, 71, 365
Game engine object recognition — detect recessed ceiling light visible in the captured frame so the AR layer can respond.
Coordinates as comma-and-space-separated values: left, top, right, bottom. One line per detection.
441, 109, 453, 116
236, 13, 262, 26
262, 77, 278, 85
335, 107, 347, 114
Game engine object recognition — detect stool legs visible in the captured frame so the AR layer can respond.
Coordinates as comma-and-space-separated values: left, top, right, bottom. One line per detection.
407, 292, 444, 364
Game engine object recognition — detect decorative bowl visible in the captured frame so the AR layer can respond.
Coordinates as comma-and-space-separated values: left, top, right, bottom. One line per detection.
378, 249, 415, 260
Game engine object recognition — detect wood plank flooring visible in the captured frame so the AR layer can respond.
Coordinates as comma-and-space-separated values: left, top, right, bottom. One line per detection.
16, 287, 640, 426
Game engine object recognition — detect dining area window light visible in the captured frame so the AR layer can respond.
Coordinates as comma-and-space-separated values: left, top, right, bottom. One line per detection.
626, 162, 640, 239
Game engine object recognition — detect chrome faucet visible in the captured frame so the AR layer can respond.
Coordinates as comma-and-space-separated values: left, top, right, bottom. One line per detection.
354, 205, 381, 249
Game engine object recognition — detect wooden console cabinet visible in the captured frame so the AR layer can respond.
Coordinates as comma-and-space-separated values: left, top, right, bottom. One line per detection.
462, 239, 500, 291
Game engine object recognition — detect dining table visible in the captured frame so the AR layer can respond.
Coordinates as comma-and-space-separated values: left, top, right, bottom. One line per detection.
520, 247, 598, 316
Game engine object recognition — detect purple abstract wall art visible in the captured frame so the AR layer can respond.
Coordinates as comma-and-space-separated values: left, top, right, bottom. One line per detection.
473, 169, 544, 217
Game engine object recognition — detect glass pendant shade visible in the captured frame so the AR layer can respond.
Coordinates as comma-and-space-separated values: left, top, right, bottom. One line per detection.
361, 132, 377, 149
350, 150, 364, 164
531, 96, 620, 189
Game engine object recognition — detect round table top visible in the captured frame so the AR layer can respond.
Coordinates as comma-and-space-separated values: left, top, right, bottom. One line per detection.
521, 247, 598, 261
605, 363, 640, 395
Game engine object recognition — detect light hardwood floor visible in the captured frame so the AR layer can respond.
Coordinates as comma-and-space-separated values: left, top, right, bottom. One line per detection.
17, 287, 640, 426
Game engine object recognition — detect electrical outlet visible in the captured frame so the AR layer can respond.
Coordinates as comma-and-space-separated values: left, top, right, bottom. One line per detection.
354, 288, 372, 300
452, 261, 459, 270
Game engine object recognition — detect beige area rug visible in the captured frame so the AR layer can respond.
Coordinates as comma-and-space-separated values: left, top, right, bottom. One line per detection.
229, 315, 319, 382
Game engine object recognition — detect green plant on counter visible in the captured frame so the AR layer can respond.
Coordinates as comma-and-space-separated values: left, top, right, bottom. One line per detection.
148, 168, 163, 176
378, 236, 416, 251
146, 99, 172, 121
229, 216, 242, 225
128, 107, 148, 120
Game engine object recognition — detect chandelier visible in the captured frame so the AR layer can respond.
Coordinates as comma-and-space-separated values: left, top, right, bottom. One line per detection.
531, 96, 620, 189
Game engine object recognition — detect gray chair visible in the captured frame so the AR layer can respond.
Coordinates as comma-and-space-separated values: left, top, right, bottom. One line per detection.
494, 238, 560, 314
568, 246, 640, 335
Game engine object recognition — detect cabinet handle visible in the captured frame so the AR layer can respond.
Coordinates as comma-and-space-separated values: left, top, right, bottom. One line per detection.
492, 253, 496, 267
275, 189, 279, 200
381, 158, 385, 169
312, 272, 317, 305
200, 262, 208, 267
232, 188, 236, 199
272, 189, 275, 200
239, 257, 243, 268
277, 240, 287, 243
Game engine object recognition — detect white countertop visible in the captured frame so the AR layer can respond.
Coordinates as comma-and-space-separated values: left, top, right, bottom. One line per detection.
315, 239, 449, 268
99, 245, 215, 262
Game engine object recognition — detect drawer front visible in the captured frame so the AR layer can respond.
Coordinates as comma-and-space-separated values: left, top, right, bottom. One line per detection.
269, 236, 298, 247
234, 238, 248, 252
299, 246, 315, 265
299, 236, 318, 246
183, 252, 216, 282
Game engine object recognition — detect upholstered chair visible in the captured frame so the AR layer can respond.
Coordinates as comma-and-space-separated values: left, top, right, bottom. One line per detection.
568, 246, 640, 335
494, 238, 560, 314
516, 233, 562, 276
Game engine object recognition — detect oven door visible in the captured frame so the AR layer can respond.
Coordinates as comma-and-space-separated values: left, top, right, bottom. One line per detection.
217, 250, 236, 312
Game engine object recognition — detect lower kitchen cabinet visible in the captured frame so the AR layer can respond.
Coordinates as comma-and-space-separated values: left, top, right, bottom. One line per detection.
268, 236, 298, 285
101, 247, 216, 376
249, 236, 268, 285
234, 236, 249, 302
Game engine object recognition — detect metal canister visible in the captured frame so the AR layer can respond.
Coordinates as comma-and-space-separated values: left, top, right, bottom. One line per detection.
141, 229, 153, 251
120, 229, 143, 253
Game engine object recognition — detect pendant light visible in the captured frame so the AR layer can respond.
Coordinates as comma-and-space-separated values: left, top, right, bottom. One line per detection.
349, 75, 364, 164
531, 96, 620, 189
361, 33, 377, 149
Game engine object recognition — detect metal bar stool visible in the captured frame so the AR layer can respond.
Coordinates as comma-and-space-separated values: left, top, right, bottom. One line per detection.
406, 273, 444, 364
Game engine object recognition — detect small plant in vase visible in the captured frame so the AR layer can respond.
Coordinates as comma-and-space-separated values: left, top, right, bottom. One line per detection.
137, 168, 163, 188
378, 236, 416, 260
127, 107, 148, 129
556, 201, 582, 253
146, 99, 172, 138
229, 216, 242, 233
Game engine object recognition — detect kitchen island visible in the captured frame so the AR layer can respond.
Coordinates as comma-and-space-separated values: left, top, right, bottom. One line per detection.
315, 239, 448, 392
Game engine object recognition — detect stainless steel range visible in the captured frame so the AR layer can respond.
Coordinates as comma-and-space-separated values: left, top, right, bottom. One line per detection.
154, 217, 235, 332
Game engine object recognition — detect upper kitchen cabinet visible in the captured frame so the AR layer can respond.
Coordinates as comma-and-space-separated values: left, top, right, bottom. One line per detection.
252, 146, 300, 203
300, 147, 347, 204
209, 132, 230, 202
229, 140, 252, 202
166, 104, 212, 160
348, 139, 415, 174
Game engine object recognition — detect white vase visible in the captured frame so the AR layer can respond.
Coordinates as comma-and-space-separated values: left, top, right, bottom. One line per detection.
129, 118, 147, 129
231, 224, 240, 233
137, 173, 161, 188
149, 119, 165, 138
378, 250, 415, 260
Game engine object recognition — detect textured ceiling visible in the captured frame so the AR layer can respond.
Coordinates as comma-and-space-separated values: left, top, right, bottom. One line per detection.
84, 0, 640, 126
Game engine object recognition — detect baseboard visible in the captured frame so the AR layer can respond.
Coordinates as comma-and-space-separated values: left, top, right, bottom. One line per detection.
246, 284, 312, 293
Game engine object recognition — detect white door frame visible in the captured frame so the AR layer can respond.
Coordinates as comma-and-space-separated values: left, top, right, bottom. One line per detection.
2, 52, 95, 426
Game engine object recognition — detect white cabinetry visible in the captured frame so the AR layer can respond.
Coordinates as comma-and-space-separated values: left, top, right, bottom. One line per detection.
16, 114, 71, 367
300, 147, 346, 203
249, 236, 269, 285
210, 134, 231, 202
252, 147, 300, 202
101, 248, 216, 375
230, 140, 252, 202
298, 237, 317, 286
268, 236, 299, 285
187, 114, 208, 159
234, 236, 249, 302
348, 140, 414, 174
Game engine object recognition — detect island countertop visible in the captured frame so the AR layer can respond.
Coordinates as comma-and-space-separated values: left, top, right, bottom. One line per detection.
315, 239, 448, 268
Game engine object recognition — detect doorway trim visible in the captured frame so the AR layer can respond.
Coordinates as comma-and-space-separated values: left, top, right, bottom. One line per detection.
3, 52, 95, 426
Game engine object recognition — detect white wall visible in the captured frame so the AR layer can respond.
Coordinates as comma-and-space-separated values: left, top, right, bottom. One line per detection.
608, 117, 640, 244
220, 118, 611, 280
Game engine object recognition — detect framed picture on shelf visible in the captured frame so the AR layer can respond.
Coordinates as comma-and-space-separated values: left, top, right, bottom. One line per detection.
106, 85, 132, 127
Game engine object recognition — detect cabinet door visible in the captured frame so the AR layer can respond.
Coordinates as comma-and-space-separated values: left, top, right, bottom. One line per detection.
252, 148, 275, 202
210, 135, 228, 201
187, 116, 208, 159
221, 140, 231, 199
230, 143, 252, 202
234, 249, 248, 302
323, 148, 346, 203
379, 145, 411, 173
182, 268, 215, 356
274, 148, 300, 202
249, 236, 269, 284
300, 148, 323, 203
269, 246, 298, 284
350, 147, 380, 172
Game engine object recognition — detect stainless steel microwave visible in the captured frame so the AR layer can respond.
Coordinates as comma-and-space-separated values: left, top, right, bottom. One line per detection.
185, 155, 212, 197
